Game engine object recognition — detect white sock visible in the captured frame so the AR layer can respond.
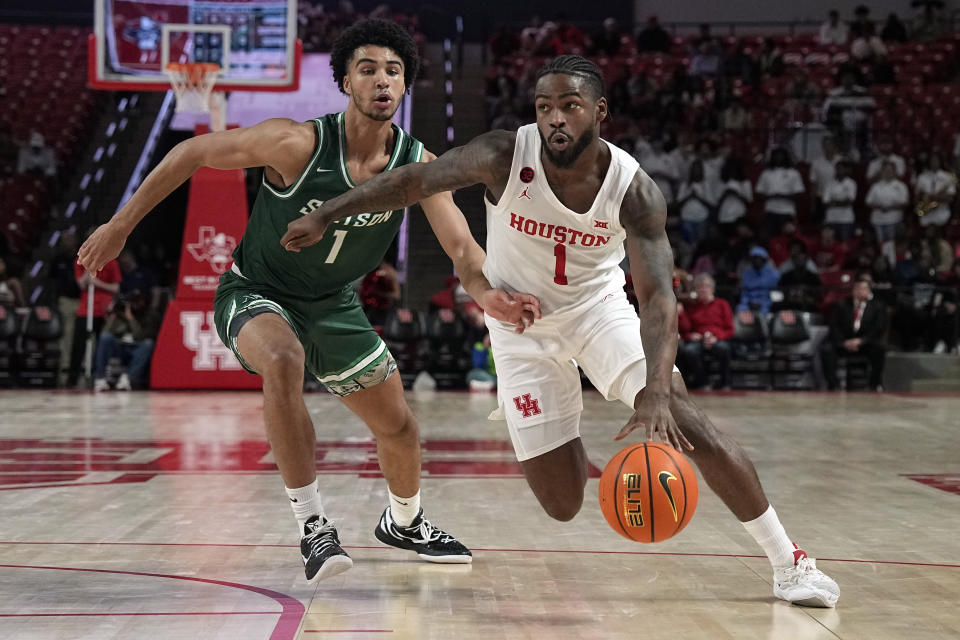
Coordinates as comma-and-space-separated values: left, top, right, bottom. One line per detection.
285, 479, 323, 535
388, 489, 421, 527
741, 505, 796, 568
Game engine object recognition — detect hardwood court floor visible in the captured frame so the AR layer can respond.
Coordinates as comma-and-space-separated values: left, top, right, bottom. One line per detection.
0, 388, 958, 639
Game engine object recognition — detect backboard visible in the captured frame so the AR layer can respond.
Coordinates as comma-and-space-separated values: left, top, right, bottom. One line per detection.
89, 0, 300, 92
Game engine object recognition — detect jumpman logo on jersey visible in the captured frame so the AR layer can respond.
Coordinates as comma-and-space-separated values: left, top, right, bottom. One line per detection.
518, 187, 532, 200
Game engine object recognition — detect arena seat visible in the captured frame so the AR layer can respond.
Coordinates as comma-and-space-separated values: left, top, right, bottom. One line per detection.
17, 305, 62, 388
769, 309, 817, 390
381, 308, 427, 390
424, 308, 470, 390
730, 309, 771, 390
0, 305, 19, 387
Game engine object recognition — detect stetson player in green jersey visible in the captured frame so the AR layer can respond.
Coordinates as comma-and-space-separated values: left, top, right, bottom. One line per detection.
78, 19, 541, 584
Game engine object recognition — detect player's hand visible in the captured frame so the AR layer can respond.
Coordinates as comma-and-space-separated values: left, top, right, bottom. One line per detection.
77, 221, 128, 273
281, 212, 329, 252
615, 393, 694, 452
479, 289, 541, 334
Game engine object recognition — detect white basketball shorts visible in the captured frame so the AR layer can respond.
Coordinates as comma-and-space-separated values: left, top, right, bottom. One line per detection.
487, 290, 680, 461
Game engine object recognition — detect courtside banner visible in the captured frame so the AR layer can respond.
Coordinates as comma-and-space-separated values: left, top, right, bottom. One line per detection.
152, 164, 260, 388
175, 167, 247, 299
151, 301, 261, 389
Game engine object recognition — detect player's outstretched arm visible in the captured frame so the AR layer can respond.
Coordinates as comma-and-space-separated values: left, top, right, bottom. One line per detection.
281, 130, 515, 251
77, 118, 314, 273
617, 173, 693, 452
418, 150, 540, 332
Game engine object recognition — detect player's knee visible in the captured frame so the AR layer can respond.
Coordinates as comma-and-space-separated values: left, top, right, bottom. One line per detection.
369, 406, 418, 441
258, 344, 305, 380
541, 496, 582, 522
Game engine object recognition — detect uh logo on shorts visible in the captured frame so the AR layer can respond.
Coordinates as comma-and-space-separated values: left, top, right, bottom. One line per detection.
513, 393, 542, 418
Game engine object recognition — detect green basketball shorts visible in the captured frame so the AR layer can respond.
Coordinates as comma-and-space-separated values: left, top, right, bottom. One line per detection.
213, 271, 396, 396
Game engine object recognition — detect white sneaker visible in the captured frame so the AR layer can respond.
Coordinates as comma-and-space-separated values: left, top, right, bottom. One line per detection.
93, 378, 110, 393
933, 340, 947, 354
773, 546, 839, 608
115, 373, 132, 391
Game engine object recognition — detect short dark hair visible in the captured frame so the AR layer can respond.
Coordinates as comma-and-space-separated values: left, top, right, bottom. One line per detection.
535, 55, 606, 100
330, 19, 420, 93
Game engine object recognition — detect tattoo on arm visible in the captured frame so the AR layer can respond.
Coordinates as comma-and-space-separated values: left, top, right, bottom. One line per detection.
622, 174, 678, 396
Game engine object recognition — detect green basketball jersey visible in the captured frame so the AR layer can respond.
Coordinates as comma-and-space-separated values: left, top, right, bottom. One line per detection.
230, 112, 424, 298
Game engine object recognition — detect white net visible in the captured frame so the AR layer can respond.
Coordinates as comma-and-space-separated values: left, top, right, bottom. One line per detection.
165, 62, 226, 131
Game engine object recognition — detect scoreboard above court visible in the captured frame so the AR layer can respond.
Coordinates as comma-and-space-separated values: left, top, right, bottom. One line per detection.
92, 0, 300, 91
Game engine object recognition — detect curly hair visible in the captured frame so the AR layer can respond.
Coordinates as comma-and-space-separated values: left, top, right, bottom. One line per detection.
330, 19, 420, 93
535, 54, 605, 99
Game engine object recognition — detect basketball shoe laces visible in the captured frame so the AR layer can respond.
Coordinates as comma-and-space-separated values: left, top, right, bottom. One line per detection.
304, 518, 341, 558
780, 555, 832, 588
404, 516, 455, 546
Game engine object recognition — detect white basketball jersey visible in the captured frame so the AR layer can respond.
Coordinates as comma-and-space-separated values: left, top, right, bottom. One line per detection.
482, 124, 640, 317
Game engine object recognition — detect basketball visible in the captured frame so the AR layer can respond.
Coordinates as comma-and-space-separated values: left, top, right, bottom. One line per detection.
598, 442, 699, 543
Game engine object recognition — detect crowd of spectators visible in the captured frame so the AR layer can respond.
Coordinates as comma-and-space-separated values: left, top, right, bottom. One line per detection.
483, 8, 960, 373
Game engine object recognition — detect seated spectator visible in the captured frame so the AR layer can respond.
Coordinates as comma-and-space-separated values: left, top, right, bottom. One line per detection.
720, 97, 752, 131
819, 9, 849, 45
589, 17, 623, 56
866, 137, 906, 183
117, 249, 159, 301
677, 160, 714, 245
880, 12, 909, 43
678, 274, 734, 389
0, 255, 25, 307
822, 73, 876, 153
723, 41, 758, 80
92, 290, 159, 392
716, 157, 753, 233
532, 21, 563, 56
893, 244, 939, 350
636, 15, 671, 54
822, 160, 858, 241
17, 131, 57, 178
813, 226, 848, 272
467, 332, 497, 391
360, 260, 401, 326
785, 69, 824, 106
430, 275, 460, 311
554, 16, 587, 53
850, 5, 888, 60
915, 151, 956, 228
776, 241, 823, 311
768, 218, 810, 267
756, 148, 806, 239
809, 135, 841, 210
932, 258, 960, 354
820, 275, 888, 391
758, 38, 785, 76
925, 226, 954, 275
866, 161, 909, 242
635, 135, 681, 207
737, 247, 780, 314
870, 254, 897, 305
689, 40, 721, 77
912, 1, 946, 42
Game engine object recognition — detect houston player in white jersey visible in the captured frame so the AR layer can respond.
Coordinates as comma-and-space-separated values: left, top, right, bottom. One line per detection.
283, 55, 839, 608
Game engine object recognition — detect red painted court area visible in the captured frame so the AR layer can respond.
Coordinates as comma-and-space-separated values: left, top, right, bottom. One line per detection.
0, 437, 603, 490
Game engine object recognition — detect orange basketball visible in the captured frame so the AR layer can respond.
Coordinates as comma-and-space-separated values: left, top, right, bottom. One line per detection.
598, 442, 699, 543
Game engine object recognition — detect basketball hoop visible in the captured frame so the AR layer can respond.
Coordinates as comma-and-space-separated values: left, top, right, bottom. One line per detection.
165, 62, 226, 132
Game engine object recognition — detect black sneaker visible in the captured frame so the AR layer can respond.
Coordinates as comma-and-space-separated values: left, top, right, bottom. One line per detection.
374, 507, 472, 563
301, 515, 353, 583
